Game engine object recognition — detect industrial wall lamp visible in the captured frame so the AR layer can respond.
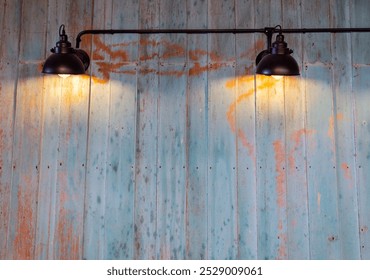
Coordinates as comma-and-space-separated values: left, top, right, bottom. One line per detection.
42, 25, 370, 78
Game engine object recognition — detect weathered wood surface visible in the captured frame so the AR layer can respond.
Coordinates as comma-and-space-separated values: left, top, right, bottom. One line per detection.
0, 0, 370, 259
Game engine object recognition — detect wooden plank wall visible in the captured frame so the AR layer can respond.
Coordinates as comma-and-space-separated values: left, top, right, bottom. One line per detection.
0, 0, 370, 259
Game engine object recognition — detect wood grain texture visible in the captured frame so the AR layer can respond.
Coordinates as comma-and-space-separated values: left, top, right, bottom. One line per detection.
83, 0, 113, 259
133, 0, 160, 260
351, 0, 370, 260
156, 0, 187, 259
0, 0, 22, 259
207, 0, 238, 260
282, 0, 310, 260
234, 0, 257, 260
185, 0, 209, 260
1, 0, 370, 260
330, 0, 360, 259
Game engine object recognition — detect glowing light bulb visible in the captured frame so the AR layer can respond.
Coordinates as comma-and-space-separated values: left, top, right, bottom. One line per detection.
58, 74, 70, 79
272, 75, 283, 80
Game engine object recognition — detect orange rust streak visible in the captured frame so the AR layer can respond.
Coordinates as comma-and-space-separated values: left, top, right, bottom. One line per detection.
162, 41, 185, 59
55, 173, 81, 260
93, 36, 128, 61
56, 207, 80, 259
225, 75, 254, 89
341, 162, 352, 181
139, 38, 161, 47
189, 62, 208, 76
94, 61, 134, 83
91, 76, 109, 84
209, 52, 224, 62
139, 52, 159, 61
13, 178, 34, 259
189, 49, 208, 61
273, 140, 286, 208
189, 62, 228, 76
237, 128, 255, 157
111, 41, 137, 47
226, 89, 255, 156
159, 69, 185, 77
328, 113, 344, 140
277, 220, 287, 259
140, 68, 157, 75
277, 233, 288, 259
225, 76, 275, 158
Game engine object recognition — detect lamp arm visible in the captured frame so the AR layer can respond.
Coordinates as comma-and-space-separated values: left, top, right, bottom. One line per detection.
75, 26, 370, 48
75, 28, 266, 48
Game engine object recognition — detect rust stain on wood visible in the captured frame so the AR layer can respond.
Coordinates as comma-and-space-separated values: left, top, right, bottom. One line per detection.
225, 75, 275, 158
328, 113, 344, 141
95, 61, 136, 81
277, 220, 288, 259
55, 184, 81, 259
91, 37, 248, 82
13, 178, 34, 259
340, 162, 352, 181
56, 208, 81, 259
162, 41, 186, 59
273, 140, 286, 209
226, 76, 255, 157
93, 36, 128, 61
189, 49, 208, 61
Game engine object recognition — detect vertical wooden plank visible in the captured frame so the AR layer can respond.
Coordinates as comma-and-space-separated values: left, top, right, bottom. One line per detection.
104, 69, 137, 259
207, 0, 237, 259
53, 76, 90, 259
156, 66, 187, 259
352, 67, 370, 259
330, 0, 360, 259
6, 0, 47, 259
234, 0, 258, 259
36, 73, 61, 259
351, 0, 370, 260
103, 0, 138, 259
0, 0, 22, 259
52, 0, 93, 259
255, 0, 287, 260
36, 0, 69, 260
302, 0, 340, 259
208, 65, 238, 260
255, 75, 287, 260
305, 66, 340, 259
134, 0, 160, 259
7, 64, 44, 259
186, 0, 208, 260
83, 0, 113, 259
282, 0, 310, 259
156, 0, 187, 259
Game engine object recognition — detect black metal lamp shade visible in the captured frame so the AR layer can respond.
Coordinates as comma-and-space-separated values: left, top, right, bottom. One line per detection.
42, 52, 85, 74
42, 25, 90, 75
256, 34, 300, 76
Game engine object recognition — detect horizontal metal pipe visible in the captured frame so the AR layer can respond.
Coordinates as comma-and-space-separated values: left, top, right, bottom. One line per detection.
282, 27, 370, 33
75, 27, 370, 48
75, 28, 265, 47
